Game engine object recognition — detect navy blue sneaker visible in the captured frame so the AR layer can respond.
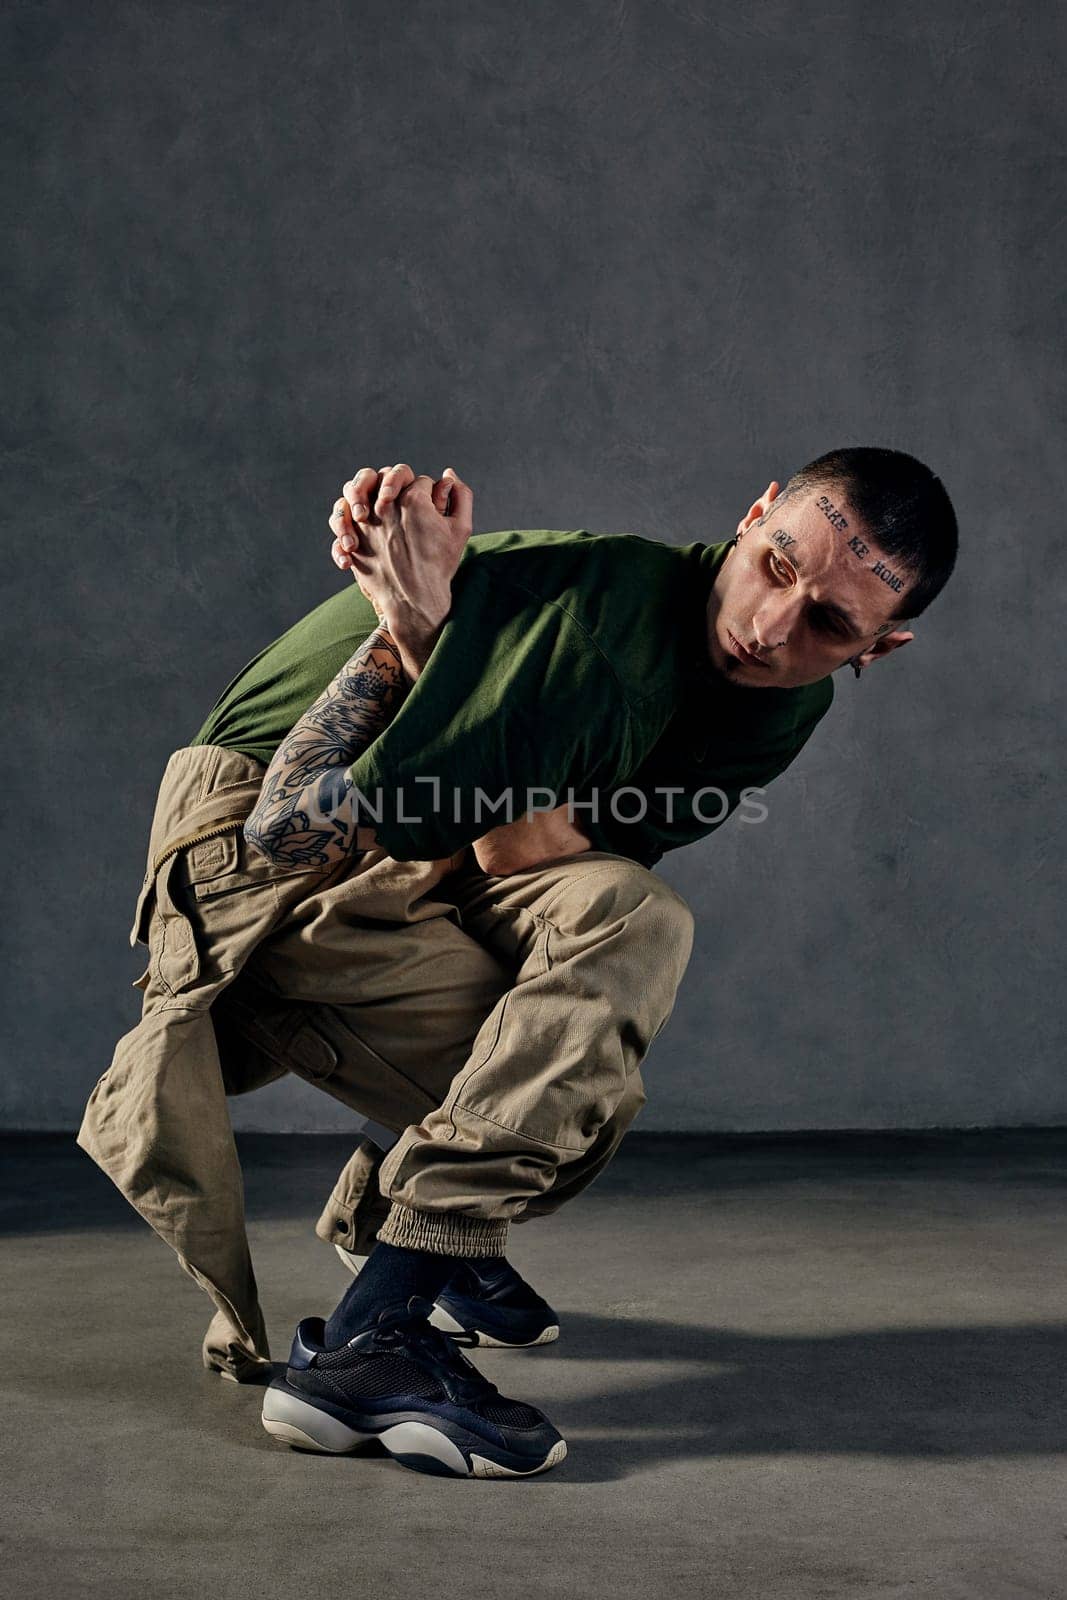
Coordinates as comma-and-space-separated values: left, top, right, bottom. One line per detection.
334, 1246, 560, 1348
261, 1296, 567, 1478
430, 1257, 560, 1348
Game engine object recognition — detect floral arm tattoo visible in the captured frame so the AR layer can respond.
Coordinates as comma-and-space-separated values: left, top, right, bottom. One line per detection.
244, 627, 410, 870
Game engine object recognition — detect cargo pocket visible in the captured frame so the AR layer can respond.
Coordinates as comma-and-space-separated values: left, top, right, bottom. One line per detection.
219, 975, 436, 1127
153, 851, 206, 996
305, 1007, 440, 1129
144, 832, 253, 999
182, 828, 324, 900
182, 829, 242, 889
210, 983, 339, 1087
139, 820, 338, 1005
160, 831, 291, 998
127, 831, 246, 997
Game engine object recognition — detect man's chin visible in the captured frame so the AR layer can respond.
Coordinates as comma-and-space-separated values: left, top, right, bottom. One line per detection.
708, 629, 780, 687
724, 661, 777, 687
712, 641, 775, 687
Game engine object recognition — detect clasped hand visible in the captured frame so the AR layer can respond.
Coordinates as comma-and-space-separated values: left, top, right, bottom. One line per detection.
326, 459, 592, 874
329, 462, 473, 651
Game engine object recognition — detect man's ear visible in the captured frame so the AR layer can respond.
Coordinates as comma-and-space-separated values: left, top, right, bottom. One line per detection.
853, 628, 915, 671
736, 480, 780, 539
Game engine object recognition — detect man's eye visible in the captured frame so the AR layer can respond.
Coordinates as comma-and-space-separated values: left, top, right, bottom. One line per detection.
769, 553, 789, 578
813, 610, 845, 637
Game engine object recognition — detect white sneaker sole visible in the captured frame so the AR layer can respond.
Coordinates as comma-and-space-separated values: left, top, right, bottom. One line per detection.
428, 1303, 560, 1347
333, 1243, 560, 1348
261, 1388, 567, 1478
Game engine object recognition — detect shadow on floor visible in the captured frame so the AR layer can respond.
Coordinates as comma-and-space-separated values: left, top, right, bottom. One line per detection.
11, 1306, 1066, 1483
6, 1131, 1067, 1483
531, 1312, 1067, 1479
216, 1313, 1067, 1481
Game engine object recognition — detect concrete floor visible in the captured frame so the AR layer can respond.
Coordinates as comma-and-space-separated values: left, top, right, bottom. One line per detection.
3, 1130, 1067, 1600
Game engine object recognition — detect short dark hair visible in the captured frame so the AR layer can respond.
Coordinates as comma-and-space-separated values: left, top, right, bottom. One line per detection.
781, 446, 958, 620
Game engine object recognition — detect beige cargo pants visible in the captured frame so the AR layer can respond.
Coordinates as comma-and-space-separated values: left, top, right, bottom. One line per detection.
79, 745, 696, 1377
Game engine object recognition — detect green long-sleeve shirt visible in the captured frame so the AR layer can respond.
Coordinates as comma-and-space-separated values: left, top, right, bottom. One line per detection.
191, 528, 834, 867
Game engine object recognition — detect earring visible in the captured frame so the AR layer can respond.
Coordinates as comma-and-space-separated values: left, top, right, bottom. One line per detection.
849, 657, 863, 679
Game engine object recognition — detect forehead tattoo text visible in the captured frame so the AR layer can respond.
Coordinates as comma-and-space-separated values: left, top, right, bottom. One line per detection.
869, 559, 905, 594
800, 491, 908, 598
816, 493, 849, 533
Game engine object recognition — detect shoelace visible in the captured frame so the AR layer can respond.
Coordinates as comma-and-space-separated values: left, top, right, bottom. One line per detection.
369, 1296, 500, 1406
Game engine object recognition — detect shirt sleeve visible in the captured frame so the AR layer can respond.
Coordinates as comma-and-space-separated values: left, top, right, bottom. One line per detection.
344, 570, 634, 862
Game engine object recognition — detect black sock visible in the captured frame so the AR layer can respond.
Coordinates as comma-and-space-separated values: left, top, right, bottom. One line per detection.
322, 1243, 458, 1347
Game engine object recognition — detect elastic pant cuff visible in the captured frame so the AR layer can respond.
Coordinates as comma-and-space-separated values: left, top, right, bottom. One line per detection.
376, 1202, 509, 1258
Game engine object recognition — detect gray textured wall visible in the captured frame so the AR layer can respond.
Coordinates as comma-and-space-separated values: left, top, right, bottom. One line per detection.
5, 0, 1063, 1131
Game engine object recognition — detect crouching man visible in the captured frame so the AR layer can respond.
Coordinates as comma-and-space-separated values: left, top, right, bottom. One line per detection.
78, 447, 957, 1478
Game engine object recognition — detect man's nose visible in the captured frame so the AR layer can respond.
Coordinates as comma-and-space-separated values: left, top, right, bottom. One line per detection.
752, 591, 804, 650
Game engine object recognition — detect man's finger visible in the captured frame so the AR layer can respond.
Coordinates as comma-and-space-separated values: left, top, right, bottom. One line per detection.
440, 466, 473, 527
431, 475, 452, 515
376, 462, 415, 507
396, 474, 437, 509
330, 498, 360, 554
344, 467, 380, 521
346, 467, 384, 519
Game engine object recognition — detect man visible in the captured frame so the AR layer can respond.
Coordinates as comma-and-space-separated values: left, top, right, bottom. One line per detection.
77, 445, 957, 1480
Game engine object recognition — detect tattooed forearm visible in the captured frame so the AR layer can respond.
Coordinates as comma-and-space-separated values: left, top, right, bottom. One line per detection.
244, 628, 410, 870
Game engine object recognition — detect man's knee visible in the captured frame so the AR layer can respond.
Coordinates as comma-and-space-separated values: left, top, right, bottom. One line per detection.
647, 876, 695, 973
550, 857, 695, 982
615, 1063, 648, 1123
